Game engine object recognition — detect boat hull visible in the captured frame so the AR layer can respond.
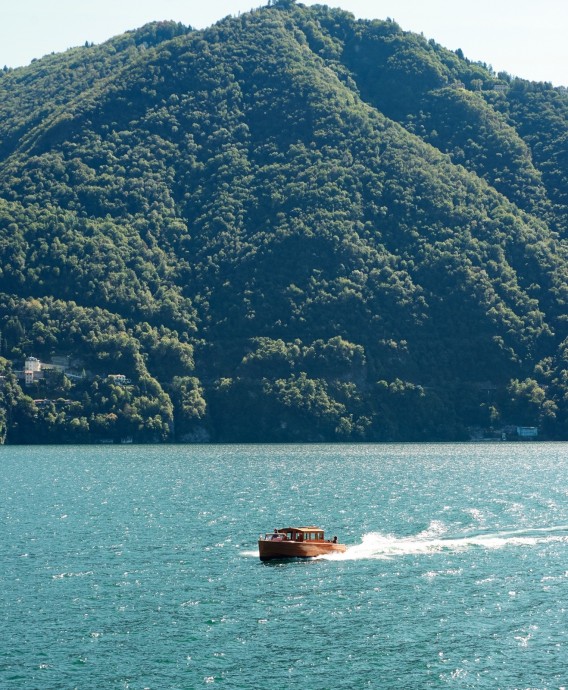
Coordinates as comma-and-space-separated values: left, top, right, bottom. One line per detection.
258, 539, 346, 561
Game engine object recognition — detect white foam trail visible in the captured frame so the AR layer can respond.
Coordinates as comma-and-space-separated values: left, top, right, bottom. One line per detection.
322, 524, 568, 561
241, 550, 260, 558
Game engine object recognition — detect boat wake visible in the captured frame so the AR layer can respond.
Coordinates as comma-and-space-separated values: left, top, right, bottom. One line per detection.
321, 523, 568, 561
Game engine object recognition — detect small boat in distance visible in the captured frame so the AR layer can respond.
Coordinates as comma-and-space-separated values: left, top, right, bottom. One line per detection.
258, 526, 347, 561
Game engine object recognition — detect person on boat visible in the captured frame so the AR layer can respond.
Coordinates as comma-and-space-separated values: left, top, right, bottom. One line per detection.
333, 536, 337, 543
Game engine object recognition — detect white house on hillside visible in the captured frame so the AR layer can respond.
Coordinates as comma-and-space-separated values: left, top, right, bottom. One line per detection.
24, 357, 42, 385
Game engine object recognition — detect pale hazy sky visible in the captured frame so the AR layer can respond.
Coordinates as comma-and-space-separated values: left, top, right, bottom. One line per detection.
1, 0, 567, 86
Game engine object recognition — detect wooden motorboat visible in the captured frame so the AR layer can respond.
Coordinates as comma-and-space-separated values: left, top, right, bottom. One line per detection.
258, 526, 346, 561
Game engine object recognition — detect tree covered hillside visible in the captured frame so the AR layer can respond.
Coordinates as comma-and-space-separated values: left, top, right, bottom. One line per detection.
0, 1, 567, 443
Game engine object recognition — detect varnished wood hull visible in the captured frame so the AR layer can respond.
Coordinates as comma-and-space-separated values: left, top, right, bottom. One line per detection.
258, 539, 346, 561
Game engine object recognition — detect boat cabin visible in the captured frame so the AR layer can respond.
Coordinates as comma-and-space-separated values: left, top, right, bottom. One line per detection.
265, 527, 326, 542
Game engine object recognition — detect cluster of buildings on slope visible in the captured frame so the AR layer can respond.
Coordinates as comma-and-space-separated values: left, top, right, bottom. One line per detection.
15, 356, 67, 385
14, 356, 129, 386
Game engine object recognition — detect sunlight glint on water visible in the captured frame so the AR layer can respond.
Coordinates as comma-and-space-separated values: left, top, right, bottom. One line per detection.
1, 442, 567, 689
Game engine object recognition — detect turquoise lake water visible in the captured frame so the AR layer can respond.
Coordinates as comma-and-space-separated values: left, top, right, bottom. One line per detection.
1, 443, 567, 689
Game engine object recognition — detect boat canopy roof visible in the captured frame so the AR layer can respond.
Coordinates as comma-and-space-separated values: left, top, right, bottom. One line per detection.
277, 526, 323, 533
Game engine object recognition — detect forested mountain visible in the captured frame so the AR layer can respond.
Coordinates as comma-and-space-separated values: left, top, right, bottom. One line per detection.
1, 0, 567, 443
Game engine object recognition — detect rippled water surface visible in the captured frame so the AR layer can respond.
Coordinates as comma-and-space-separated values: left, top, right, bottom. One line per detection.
1, 443, 567, 689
